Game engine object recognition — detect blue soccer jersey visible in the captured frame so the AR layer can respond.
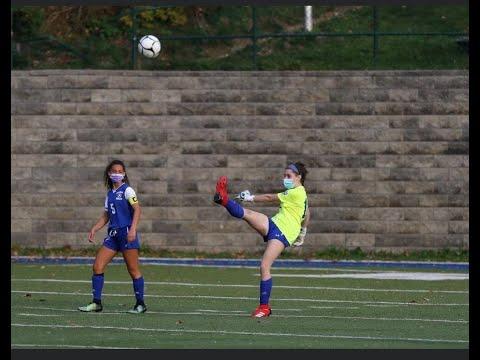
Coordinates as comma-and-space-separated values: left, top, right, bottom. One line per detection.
104, 183, 139, 229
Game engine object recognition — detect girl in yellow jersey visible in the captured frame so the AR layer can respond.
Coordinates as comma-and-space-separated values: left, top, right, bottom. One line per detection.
213, 162, 310, 318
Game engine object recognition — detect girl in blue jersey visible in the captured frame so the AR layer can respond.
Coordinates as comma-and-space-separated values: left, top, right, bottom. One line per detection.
78, 159, 146, 314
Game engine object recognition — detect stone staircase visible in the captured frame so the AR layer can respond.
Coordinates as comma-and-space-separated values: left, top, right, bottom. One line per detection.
11, 70, 469, 253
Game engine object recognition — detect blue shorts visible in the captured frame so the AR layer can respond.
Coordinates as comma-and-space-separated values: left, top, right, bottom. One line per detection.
103, 226, 140, 252
263, 218, 290, 248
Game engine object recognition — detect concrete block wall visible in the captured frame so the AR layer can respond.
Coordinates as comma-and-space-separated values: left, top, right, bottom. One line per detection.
11, 70, 469, 253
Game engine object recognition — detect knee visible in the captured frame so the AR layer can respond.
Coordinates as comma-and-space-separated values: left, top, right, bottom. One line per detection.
260, 261, 271, 276
92, 264, 104, 275
127, 266, 141, 279
129, 271, 142, 280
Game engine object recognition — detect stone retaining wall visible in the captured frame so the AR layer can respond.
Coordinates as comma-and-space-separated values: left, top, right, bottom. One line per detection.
11, 70, 469, 253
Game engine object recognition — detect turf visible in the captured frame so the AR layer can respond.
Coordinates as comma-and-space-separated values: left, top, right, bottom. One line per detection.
11, 263, 469, 349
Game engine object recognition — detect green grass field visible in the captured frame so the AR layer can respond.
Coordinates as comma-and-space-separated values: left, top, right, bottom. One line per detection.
11, 263, 468, 349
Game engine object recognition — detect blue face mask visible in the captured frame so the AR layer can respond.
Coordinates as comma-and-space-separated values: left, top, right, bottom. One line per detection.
283, 178, 295, 189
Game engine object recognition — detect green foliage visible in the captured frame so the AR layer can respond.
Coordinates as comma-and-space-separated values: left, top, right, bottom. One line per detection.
153, 7, 188, 27
11, 42, 30, 69
120, 7, 188, 31
12, 7, 45, 38
378, 5, 469, 32
84, 15, 123, 39
11, 5, 469, 70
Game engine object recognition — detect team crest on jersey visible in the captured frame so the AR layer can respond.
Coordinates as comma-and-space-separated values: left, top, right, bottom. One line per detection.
116, 191, 124, 200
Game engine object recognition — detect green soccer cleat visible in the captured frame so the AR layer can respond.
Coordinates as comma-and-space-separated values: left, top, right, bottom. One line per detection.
78, 302, 103, 312
127, 303, 147, 314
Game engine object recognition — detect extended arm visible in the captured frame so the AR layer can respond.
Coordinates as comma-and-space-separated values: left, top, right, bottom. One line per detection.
237, 190, 281, 205
251, 193, 281, 204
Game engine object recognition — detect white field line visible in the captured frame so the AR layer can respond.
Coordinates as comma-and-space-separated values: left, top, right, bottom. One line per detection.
10, 278, 468, 294
18, 306, 288, 314
11, 290, 469, 306
267, 268, 379, 272
17, 313, 61, 317
310, 306, 360, 310
269, 273, 469, 281
16, 306, 468, 324
14, 263, 383, 271
11, 343, 141, 349
17, 307, 128, 316
29, 263, 380, 271
17, 306, 205, 316
13, 263, 381, 271
195, 309, 248, 313
10, 323, 469, 344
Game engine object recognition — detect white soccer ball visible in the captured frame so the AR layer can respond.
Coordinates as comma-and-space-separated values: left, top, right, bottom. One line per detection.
138, 35, 161, 58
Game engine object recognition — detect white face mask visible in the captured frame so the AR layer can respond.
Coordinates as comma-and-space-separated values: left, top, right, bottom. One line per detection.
109, 173, 125, 183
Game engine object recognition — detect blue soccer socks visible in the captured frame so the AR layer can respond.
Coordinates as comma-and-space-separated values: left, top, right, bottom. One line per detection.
133, 276, 145, 304
225, 199, 245, 219
92, 273, 104, 303
92, 273, 144, 306
259, 278, 273, 305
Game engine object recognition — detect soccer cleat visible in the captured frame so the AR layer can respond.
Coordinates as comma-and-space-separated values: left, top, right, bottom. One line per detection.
127, 303, 147, 314
251, 304, 272, 318
78, 302, 103, 312
213, 176, 229, 206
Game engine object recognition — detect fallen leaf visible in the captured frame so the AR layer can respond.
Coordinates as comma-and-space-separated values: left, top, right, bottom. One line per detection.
176, 320, 183, 325
24, 293, 32, 297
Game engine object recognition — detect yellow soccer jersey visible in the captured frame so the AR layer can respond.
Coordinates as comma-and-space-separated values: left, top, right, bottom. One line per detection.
271, 185, 308, 244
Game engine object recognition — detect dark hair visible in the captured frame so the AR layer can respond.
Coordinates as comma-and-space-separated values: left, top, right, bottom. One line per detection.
288, 161, 308, 185
104, 159, 130, 190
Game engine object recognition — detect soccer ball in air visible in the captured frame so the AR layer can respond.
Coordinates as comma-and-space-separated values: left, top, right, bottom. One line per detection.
138, 35, 161, 58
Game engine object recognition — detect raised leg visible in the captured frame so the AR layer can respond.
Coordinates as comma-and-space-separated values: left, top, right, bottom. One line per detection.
242, 208, 270, 237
